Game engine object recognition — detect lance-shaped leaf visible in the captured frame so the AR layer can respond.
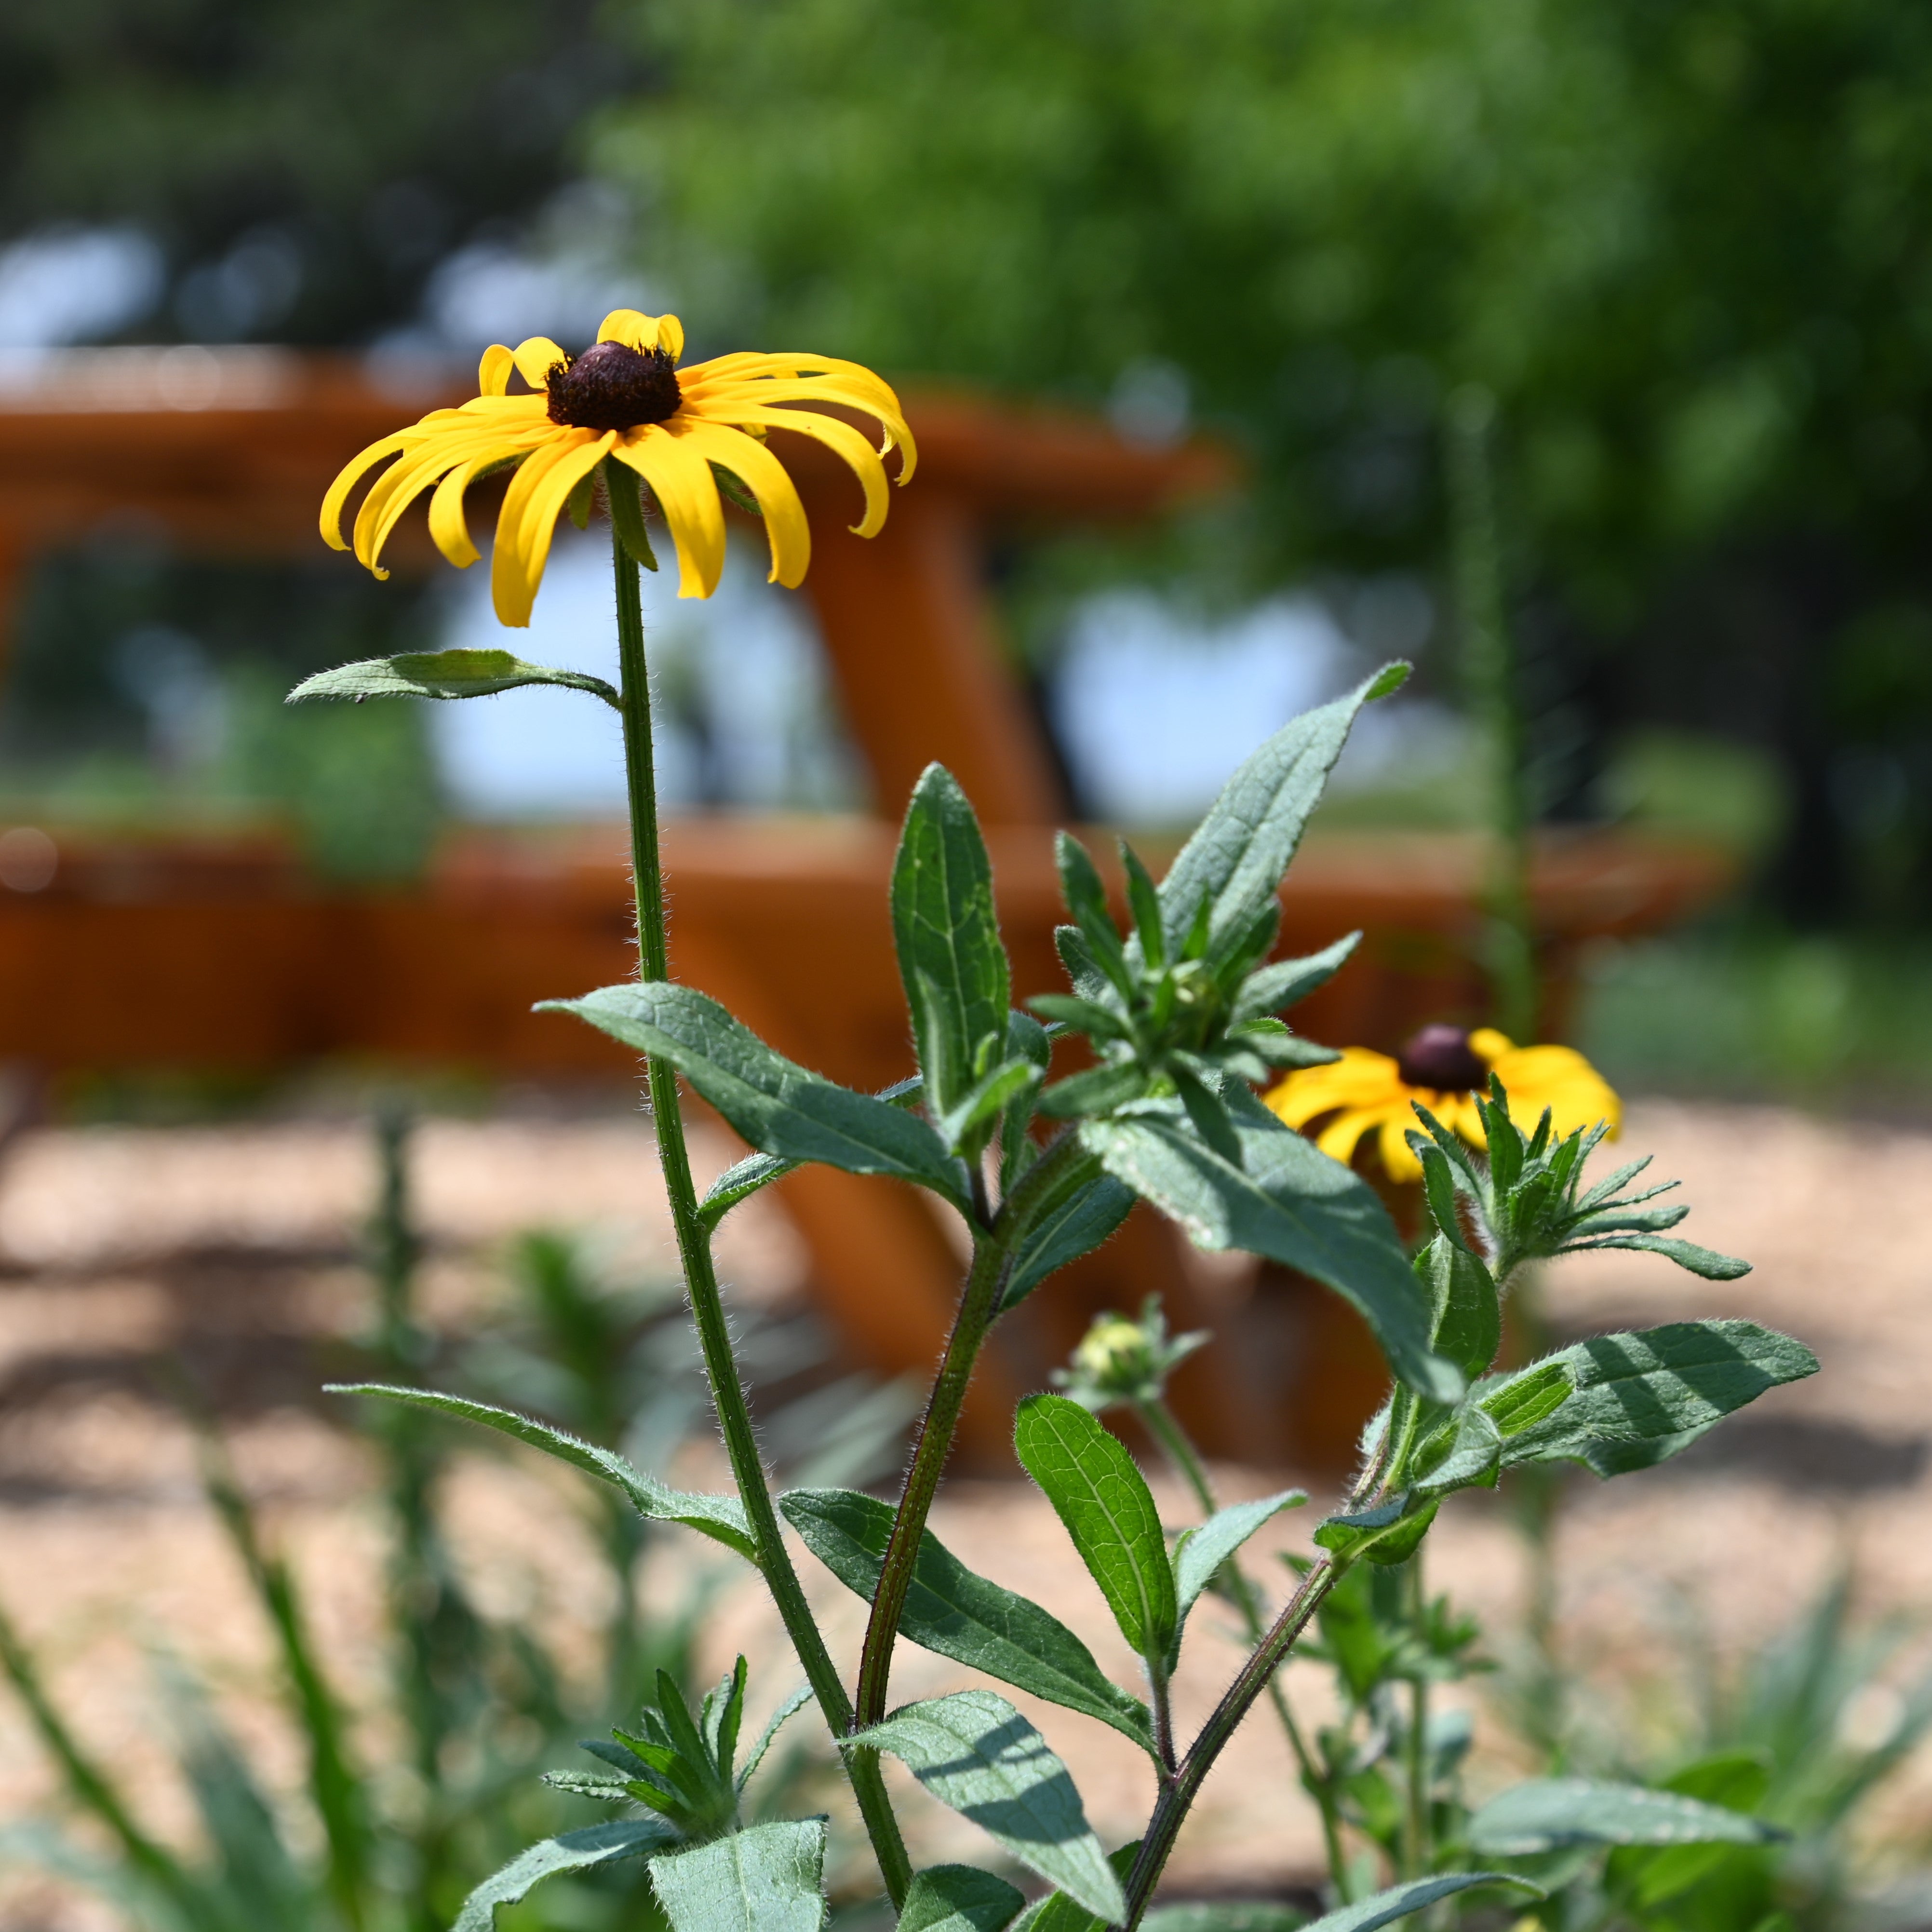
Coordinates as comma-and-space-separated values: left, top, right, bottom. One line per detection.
779, 1488, 1156, 1757
1005, 1171, 1137, 1310
1291, 1873, 1541, 1932
1142, 1907, 1308, 1932
1466, 1778, 1779, 1856
544, 983, 968, 1211
1081, 1101, 1458, 1403
1495, 1321, 1819, 1477
326, 1384, 755, 1560
854, 1691, 1125, 1922
899, 1865, 1027, 1932
1417, 1235, 1500, 1383
290, 649, 620, 710
1409, 1402, 1503, 1495
1015, 1395, 1177, 1664
894, 765, 1012, 1116
648, 1818, 827, 1932
1156, 665, 1406, 963
1170, 1488, 1306, 1657
1011, 1844, 1140, 1932
1230, 932, 1363, 1024
454, 1818, 678, 1932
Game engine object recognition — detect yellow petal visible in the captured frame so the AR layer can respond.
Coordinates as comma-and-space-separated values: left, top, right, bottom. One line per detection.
1377, 1113, 1424, 1182
355, 425, 538, 576
692, 403, 891, 537
321, 431, 410, 551
1469, 1028, 1513, 1063
613, 422, 728, 598
671, 418, 812, 588
1489, 1047, 1622, 1139
1315, 1108, 1382, 1167
511, 336, 569, 388
598, 309, 685, 362
479, 344, 515, 396
491, 431, 610, 627
427, 445, 534, 570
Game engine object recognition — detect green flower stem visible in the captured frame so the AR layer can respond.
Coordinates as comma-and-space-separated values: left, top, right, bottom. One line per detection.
1123, 1552, 1347, 1930
853, 1132, 1091, 1730
1402, 1553, 1429, 1881
606, 502, 911, 1905
1134, 1395, 1351, 1898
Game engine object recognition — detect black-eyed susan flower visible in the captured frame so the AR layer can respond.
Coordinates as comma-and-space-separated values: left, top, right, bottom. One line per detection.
1264, 1023, 1619, 1183
321, 308, 914, 624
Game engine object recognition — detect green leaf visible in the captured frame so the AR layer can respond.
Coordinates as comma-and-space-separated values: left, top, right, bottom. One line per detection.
1120, 841, 1167, 971
779, 1488, 1156, 1757
324, 1383, 756, 1560
1292, 1873, 1539, 1932
1055, 832, 1133, 997
454, 1819, 679, 1932
1037, 1061, 1149, 1120
855, 1691, 1125, 1922
288, 649, 620, 710
1156, 667, 1402, 963
648, 1819, 827, 1932
544, 983, 967, 1211
893, 765, 1012, 1116
1466, 1778, 1778, 1856
899, 1865, 1028, 1932
1607, 1754, 1773, 1907
1080, 1102, 1458, 1403
1417, 1236, 1501, 1382
1143, 1907, 1306, 1932
1563, 1232, 1752, 1280
1314, 1497, 1438, 1565
1496, 1321, 1819, 1477
1004, 1172, 1137, 1310
940, 1057, 1043, 1154
1409, 1403, 1503, 1495
1171, 1488, 1306, 1646
1230, 933, 1362, 1023
698, 1075, 926, 1228
736, 1683, 813, 1793
1014, 1394, 1178, 1663
1478, 1360, 1573, 1439
1011, 1843, 1140, 1932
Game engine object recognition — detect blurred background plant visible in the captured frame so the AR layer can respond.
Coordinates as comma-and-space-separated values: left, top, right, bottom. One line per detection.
0, 1108, 911, 1932
1, 0, 1931, 1091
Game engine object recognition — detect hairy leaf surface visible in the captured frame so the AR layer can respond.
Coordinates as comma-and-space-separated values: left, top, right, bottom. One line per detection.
648, 1819, 827, 1932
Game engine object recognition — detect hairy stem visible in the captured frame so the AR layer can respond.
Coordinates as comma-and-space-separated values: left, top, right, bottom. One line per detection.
607, 503, 911, 1904
1136, 1395, 1351, 1899
854, 1132, 1089, 1729
1124, 1553, 1346, 1928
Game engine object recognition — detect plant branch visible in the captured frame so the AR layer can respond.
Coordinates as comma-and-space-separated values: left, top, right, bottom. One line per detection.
1136, 1394, 1351, 1898
854, 1130, 1089, 1729
606, 497, 911, 1905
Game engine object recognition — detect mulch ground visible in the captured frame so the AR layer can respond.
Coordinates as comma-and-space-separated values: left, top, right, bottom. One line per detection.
0, 1099, 1926, 1927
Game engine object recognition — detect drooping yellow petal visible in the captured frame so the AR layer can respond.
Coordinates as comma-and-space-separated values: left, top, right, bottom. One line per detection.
671, 418, 812, 588
689, 402, 892, 537
1314, 1107, 1386, 1168
1377, 1113, 1425, 1182
427, 439, 544, 570
613, 422, 728, 598
321, 431, 411, 551
598, 309, 684, 363
511, 336, 569, 388
356, 425, 543, 577
1469, 1028, 1513, 1064
490, 430, 611, 627
479, 345, 515, 396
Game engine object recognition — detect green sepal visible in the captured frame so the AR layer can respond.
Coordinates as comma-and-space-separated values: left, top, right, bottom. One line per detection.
604, 457, 659, 570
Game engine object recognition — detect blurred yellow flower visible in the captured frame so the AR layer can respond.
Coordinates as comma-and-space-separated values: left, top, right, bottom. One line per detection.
321, 308, 915, 624
1264, 1023, 1620, 1183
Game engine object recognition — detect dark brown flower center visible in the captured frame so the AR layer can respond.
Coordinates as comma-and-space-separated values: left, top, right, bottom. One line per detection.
1396, 1024, 1489, 1093
546, 340, 682, 432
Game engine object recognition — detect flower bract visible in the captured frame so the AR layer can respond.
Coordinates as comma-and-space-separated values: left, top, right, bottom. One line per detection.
1264, 1023, 1620, 1182
321, 308, 915, 623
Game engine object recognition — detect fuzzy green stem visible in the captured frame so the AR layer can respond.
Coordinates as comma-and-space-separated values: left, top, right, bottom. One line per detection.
1124, 1554, 1346, 1928
606, 498, 910, 1904
1135, 1394, 1351, 1899
1402, 1552, 1429, 1880
854, 1136, 1091, 1730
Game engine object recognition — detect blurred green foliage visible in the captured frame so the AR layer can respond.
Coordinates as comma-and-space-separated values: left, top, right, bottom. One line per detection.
0, 0, 628, 345
609, 0, 1932, 920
